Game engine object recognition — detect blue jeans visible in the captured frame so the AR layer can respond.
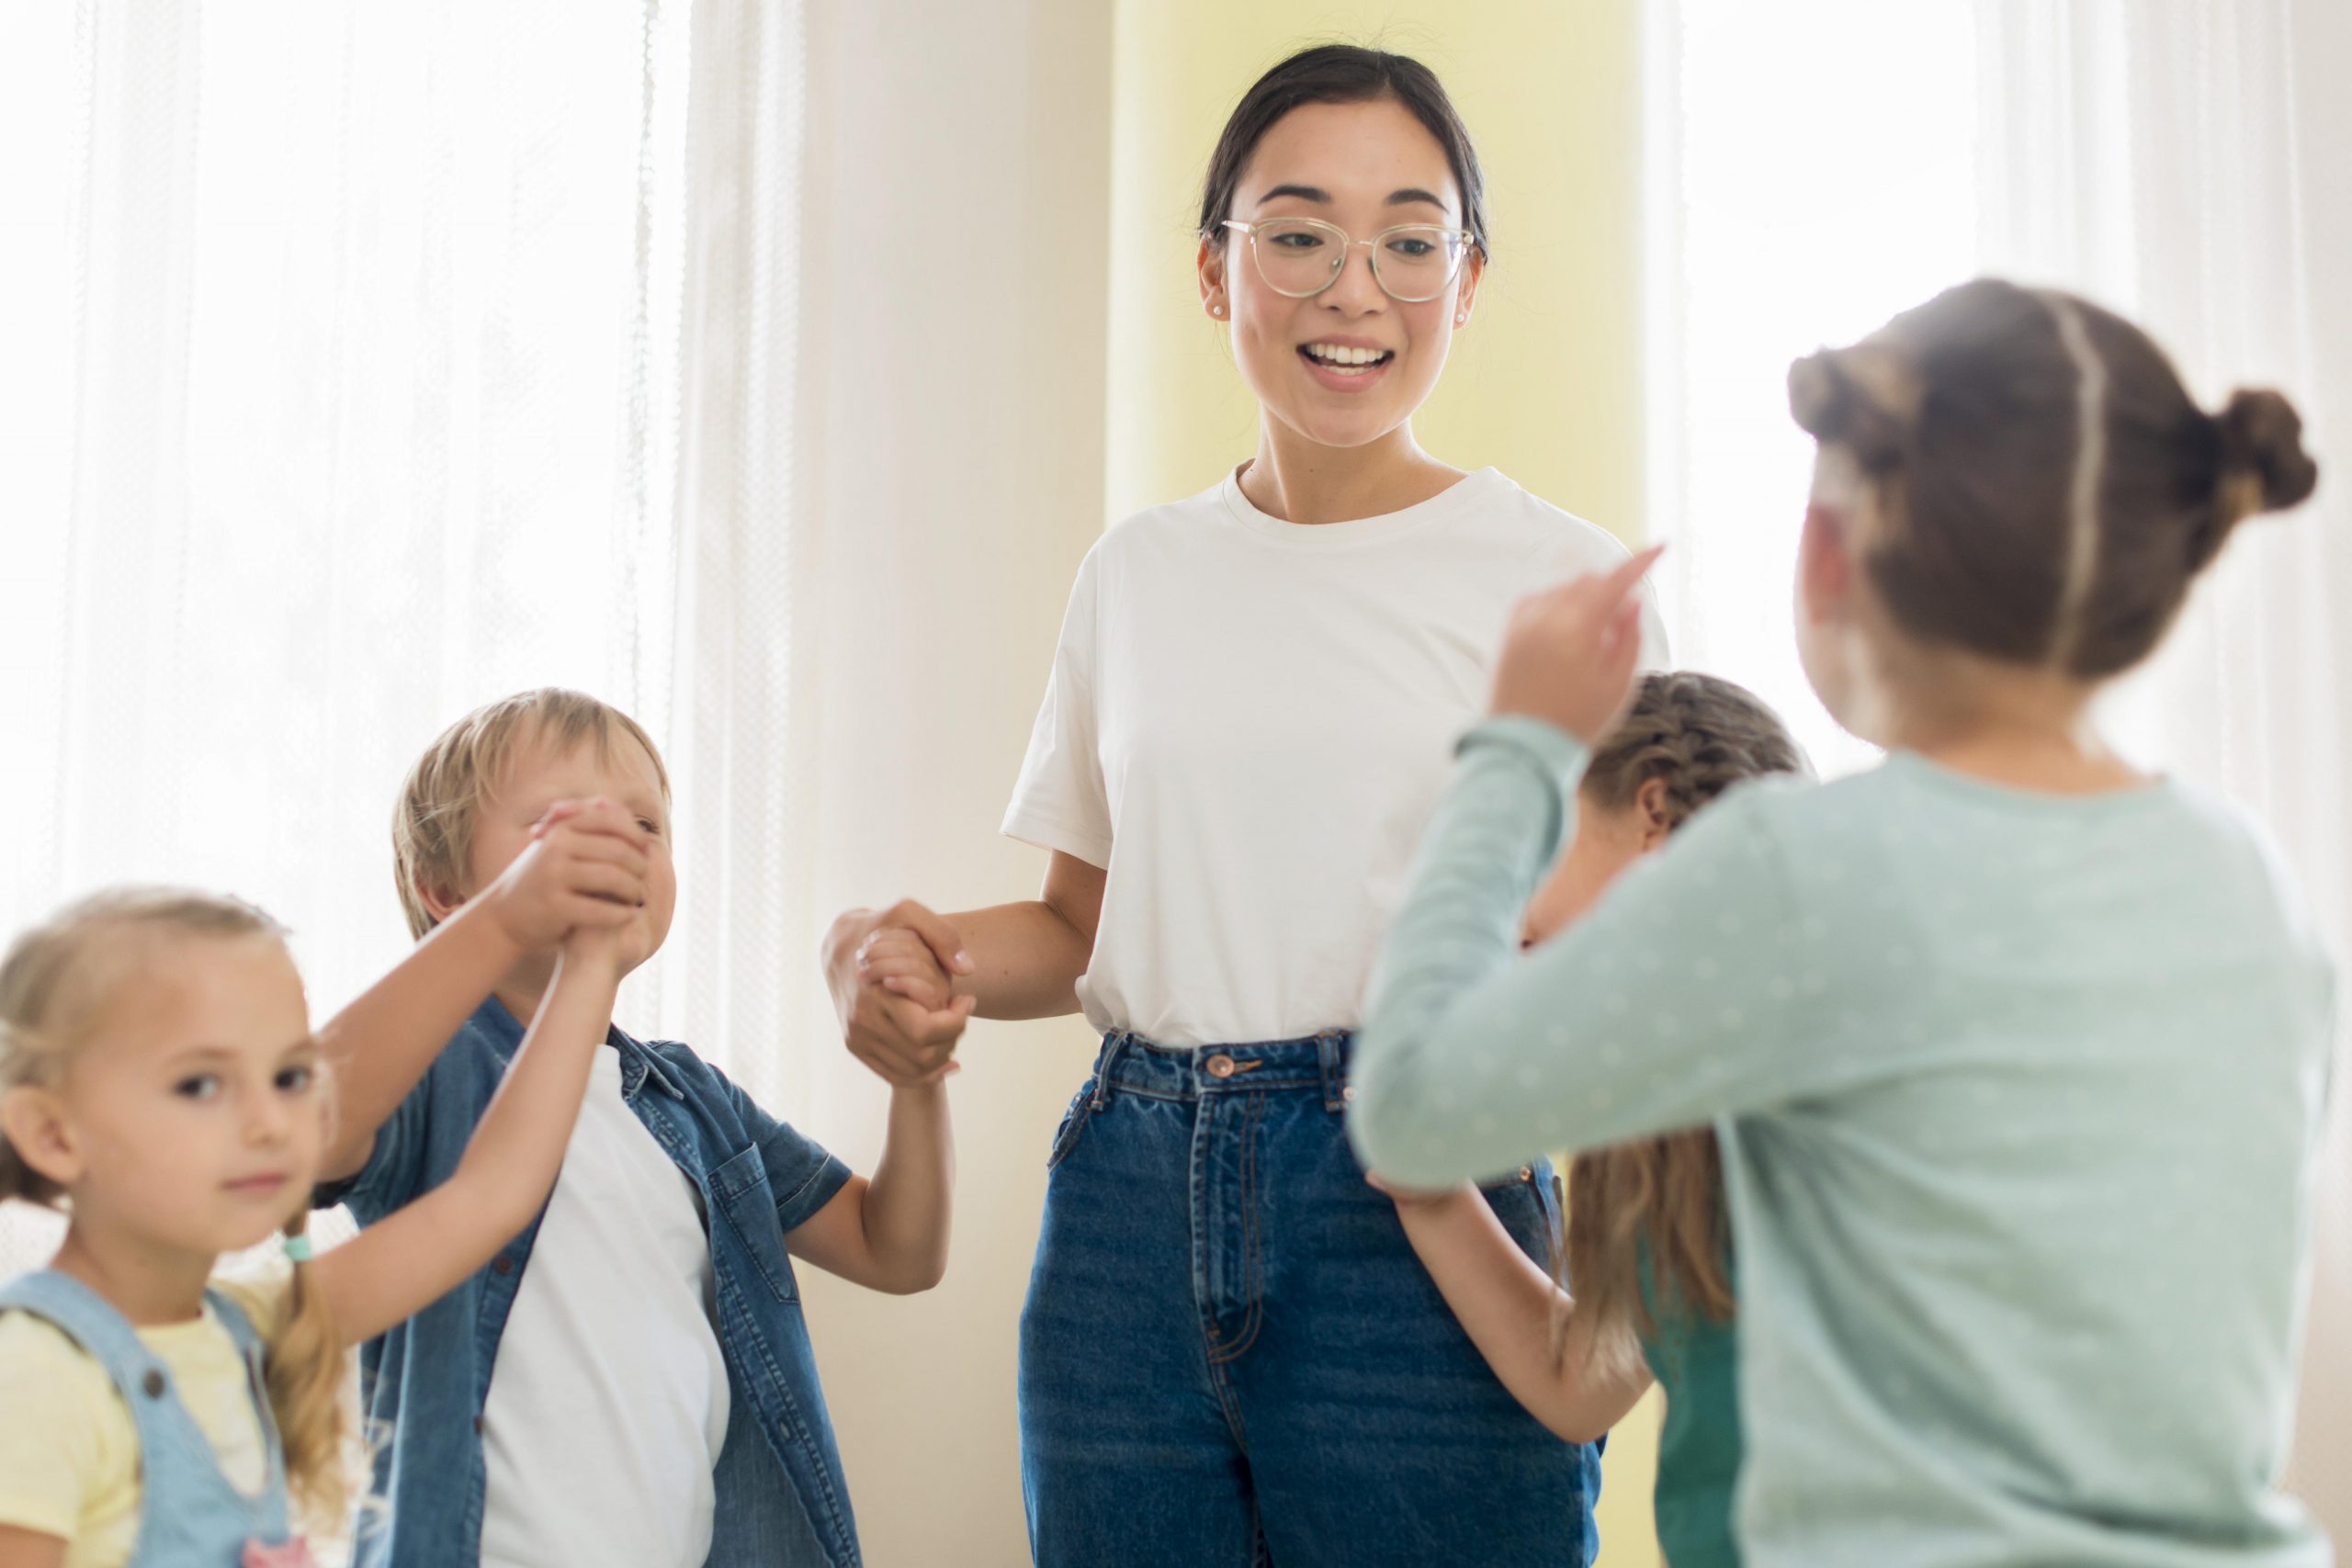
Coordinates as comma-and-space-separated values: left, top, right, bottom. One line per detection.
1020, 1031, 1602, 1567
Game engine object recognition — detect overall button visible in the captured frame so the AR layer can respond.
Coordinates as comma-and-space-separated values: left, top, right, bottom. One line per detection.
1205, 1054, 1237, 1079
1519, 1165, 1534, 1182
1340, 1085, 1358, 1102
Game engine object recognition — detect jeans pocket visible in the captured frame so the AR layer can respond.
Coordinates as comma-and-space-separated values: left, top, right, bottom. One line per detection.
1046, 1079, 1099, 1171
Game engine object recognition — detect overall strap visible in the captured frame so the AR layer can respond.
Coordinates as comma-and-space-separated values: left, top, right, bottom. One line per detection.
0, 1270, 166, 1398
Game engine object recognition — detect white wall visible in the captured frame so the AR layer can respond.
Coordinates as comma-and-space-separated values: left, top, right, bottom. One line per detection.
788, 5, 1114, 1564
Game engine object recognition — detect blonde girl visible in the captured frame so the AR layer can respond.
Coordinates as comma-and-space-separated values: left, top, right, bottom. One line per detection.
0, 872, 640, 1568
1354, 279, 2330, 1566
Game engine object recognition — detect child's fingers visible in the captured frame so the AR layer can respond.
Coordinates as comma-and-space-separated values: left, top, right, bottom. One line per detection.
567, 893, 639, 928
915, 995, 978, 1046
566, 862, 647, 908
1597, 543, 1667, 606
530, 799, 588, 839
878, 976, 955, 1010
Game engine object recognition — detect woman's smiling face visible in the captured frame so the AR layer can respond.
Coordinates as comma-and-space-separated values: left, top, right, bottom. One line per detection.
1203, 96, 1482, 452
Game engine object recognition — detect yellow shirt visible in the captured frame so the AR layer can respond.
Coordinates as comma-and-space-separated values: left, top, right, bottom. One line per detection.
0, 1272, 288, 1568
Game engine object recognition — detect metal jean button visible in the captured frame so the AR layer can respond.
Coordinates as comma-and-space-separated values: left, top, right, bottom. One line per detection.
1205, 1054, 1237, 1079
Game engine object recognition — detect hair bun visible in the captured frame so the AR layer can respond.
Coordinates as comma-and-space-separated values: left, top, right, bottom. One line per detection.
2215, 387, 2319, 516
1788, 348, 1910, 475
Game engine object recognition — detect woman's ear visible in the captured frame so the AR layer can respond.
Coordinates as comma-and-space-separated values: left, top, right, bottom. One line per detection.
1, 1086, 83, 1190
1452, 248, 1484, 328
1198, 236, 1228, 320
1632, 777, 1674, 850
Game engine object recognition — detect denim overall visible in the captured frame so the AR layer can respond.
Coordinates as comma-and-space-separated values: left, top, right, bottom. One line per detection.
0, 1269, 297, 1566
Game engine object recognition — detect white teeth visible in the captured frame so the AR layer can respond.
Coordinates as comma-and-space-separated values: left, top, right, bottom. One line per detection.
1306, 343, 1389, 367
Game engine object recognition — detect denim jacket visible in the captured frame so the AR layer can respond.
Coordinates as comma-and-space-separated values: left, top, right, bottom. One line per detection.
319, 998, 858, 1567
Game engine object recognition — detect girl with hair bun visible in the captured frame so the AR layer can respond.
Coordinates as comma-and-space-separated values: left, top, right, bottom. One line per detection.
1355, 279, 2332, 1567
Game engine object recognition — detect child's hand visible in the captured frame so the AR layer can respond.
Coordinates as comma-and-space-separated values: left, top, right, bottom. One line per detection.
560, 918, 628, 977
857, 927, 954, 1010
481, 798, 651, 952
1490, 545, 1664, 745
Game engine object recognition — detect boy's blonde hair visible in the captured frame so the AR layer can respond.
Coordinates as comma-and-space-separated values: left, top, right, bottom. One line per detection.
392, 688, 671, 939
0, 889, 353, 1533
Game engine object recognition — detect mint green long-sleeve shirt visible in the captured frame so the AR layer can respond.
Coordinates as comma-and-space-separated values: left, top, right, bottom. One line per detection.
1351, 716, 2335, 1568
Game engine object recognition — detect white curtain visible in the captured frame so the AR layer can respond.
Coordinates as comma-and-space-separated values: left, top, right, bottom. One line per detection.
1653, 0, 2351, 1525
0, 0, 821, 1273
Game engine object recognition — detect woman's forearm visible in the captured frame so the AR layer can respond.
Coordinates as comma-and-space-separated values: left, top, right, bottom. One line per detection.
941, 900, 1093, 1019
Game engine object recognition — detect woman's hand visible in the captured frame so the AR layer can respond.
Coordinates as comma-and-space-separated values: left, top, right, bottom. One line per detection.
1489, 545, 1664, 745
822, 901, 975, 1087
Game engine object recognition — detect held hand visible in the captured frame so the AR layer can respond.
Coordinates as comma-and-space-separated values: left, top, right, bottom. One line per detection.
1489, 545, 1665, 745
560, 917, 628, 978
847, 986, 975, 1087
857, 927, 955, 1010
482, 797, 652, 951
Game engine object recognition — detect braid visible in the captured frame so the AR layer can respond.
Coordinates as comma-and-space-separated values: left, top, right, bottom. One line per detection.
1560, 671, 1808, 1371
1581, 672, 1812, 828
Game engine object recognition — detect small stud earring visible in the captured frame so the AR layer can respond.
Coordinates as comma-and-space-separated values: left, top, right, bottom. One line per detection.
1211, 303, 1224, 316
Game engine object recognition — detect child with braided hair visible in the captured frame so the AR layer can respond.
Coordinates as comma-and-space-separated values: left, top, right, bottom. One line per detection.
1374, 671, 1808, 1568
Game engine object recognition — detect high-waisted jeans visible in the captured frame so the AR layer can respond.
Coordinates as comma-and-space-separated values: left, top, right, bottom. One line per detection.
1019, 1030, 1603, 1567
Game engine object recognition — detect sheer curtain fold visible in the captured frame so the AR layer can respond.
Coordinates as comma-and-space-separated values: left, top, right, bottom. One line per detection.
0, 0, 819, 1266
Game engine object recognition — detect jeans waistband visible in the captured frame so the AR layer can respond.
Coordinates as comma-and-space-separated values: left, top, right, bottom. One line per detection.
1091, 1030, 1355, 1114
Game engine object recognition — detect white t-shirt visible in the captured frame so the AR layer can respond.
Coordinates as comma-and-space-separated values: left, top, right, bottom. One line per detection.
479, 1046, 731, 1568
1004, 466, 1666, 1048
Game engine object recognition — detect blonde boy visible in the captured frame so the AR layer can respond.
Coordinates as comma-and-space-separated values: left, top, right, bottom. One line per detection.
313, 689, 963, 1568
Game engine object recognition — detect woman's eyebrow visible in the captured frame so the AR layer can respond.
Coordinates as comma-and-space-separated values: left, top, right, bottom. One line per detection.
1254, 183, 1452, 212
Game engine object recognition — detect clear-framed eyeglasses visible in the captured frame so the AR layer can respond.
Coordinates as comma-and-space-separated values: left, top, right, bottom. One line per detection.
1221, 217, 1476, 305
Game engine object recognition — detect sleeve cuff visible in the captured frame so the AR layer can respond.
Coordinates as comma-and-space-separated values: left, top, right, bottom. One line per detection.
1456, 715, 1592, 796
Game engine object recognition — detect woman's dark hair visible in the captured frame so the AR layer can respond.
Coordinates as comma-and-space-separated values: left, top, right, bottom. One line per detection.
1790, 278, 2320, 679
1197, 44, 1491, 260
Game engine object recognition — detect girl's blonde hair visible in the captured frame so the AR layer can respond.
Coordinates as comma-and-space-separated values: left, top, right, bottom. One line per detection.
1560, 675, 1808, 1374
0, 888, 353, 1532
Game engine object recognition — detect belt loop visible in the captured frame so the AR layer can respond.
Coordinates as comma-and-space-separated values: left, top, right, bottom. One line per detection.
1319, 1031, 1350, 1113
1091, 1032, 1126, 1111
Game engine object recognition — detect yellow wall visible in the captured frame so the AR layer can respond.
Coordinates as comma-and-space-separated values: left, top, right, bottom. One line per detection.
1105, 5, 1665, 1562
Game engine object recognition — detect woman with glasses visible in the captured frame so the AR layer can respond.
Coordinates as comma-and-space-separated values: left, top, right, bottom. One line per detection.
822, 44, 1660, 1567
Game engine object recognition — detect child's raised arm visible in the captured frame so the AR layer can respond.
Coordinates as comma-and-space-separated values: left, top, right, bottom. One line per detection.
311, 925, 624, 1346
315, 800, 649, 1182
1382, 1182, 1653, 1443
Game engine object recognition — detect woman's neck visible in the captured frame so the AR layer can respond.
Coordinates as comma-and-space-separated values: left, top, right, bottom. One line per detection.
1238, 419, 1465, 525
51, 1217, 218, 1325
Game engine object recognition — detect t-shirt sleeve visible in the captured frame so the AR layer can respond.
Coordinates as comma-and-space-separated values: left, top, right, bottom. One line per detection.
715, 1070, 855, 1234
0, 1312, 135, 1545
1001, 548, 1114, 869
1350, 716, 1845, 1187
